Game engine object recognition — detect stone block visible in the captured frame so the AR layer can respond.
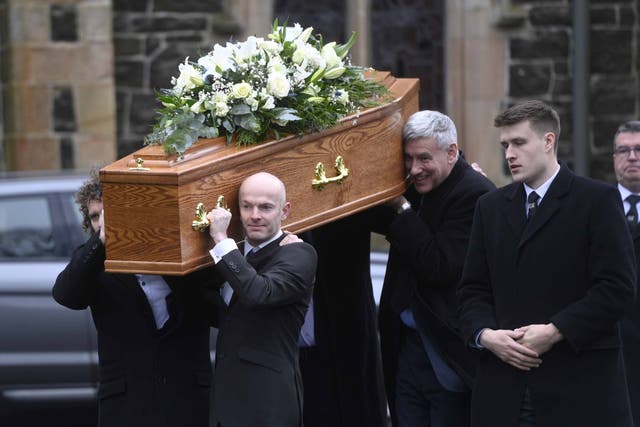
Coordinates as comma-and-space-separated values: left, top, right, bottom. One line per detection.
510, 31, 569, 59
78, 1, 112, 42
7, 135, 59, 170
529, 6, 571, 26
115, 58, 144, 88
464, 37, 506, 99
6, 83, 51, 133
114, 35, 143, 56
590, 29, 632, 73
75, 82, 116, 134
590, 7, 616, 25
74, 133, 117, 168
113, 0, 148, 12
592, 118, 623, 151
130, 16, 207, 33
590, 76, 636, 115
128, 93, 158, 135
8, 2, 49, 43
509, 63, 552, 97
149, 44, 198, 90
153, 0, 223, 13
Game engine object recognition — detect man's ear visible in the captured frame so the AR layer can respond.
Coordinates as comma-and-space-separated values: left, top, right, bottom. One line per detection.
281, 202, 291, 220
448, 143, 459, 164
544, 132, 556, 153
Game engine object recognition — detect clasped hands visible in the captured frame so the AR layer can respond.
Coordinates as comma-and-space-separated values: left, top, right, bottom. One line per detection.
479, 323, 563, 371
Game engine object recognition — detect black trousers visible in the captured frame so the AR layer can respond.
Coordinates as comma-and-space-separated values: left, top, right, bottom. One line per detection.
395, 327, 470, 427
299, 345, 342, 427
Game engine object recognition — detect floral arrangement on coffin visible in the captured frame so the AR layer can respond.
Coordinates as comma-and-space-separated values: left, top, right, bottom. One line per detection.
144, 20, 389, 156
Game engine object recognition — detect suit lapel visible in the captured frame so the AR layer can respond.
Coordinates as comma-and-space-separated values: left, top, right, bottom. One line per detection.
518, 164, 572, 248
228, 235, 285, 306
502, 184, 527, 239
112, 273, 161, 331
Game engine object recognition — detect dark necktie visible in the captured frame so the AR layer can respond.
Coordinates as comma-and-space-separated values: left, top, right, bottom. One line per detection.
527, 191, 540, 220
626, 194, 640, 229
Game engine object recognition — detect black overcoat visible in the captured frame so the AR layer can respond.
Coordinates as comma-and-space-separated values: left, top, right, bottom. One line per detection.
378, 158, 496, 423
457, 164, 636, 427
621, 202, 640, 425
302, 214, 390, 427
53, 232, 218, 427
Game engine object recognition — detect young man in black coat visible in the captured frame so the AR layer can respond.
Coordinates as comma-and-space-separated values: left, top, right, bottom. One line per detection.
457, 100, 636, 427
53, 170, 219, 427
378, 110, 496, 427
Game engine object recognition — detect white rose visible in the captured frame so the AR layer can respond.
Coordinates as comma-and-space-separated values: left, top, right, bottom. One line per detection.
266, 72, 291, 99
230, 82, 253, 99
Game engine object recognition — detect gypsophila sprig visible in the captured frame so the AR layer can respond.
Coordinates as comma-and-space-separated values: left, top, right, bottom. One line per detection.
144, 20, 389, 156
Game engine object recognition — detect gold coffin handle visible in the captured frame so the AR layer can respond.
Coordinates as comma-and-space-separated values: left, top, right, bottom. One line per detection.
191, 195, 229, 232
311, 155, 349, 190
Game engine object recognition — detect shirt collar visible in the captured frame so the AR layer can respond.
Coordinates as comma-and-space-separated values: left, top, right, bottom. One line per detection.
618, 183, 636, 201
244, 229, 283, 256
523, 164, 560, 201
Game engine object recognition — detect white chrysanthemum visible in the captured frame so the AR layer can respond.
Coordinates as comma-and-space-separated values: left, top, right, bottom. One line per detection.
266, 72, 291, 98
174, 58, 204, 95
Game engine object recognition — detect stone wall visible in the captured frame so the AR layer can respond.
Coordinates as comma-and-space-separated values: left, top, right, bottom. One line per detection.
112, 0, 241, 157
1, 0, 117, 171
274, 0, 444, 111
504, 0, 640, 182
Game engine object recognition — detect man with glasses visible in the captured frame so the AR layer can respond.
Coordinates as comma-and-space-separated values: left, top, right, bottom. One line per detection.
613, 120, 640, 426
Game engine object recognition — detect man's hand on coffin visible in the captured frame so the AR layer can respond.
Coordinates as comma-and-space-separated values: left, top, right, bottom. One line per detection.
207, 207, 232, 244
280, 232, 303, 245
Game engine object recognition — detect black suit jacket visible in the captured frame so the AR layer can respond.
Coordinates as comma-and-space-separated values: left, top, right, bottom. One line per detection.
53, 233, 218, 427
457, 164, 636, 427
211, 235, 317, 427
378, 158, 495, 421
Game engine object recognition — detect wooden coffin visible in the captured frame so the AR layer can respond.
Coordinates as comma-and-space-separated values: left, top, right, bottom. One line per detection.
100, 72, 419, 275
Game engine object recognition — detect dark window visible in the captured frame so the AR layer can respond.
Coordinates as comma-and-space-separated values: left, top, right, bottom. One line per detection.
0, 196, 55, 258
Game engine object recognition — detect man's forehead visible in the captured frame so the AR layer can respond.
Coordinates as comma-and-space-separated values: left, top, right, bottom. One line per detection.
616, 132, 640, 145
